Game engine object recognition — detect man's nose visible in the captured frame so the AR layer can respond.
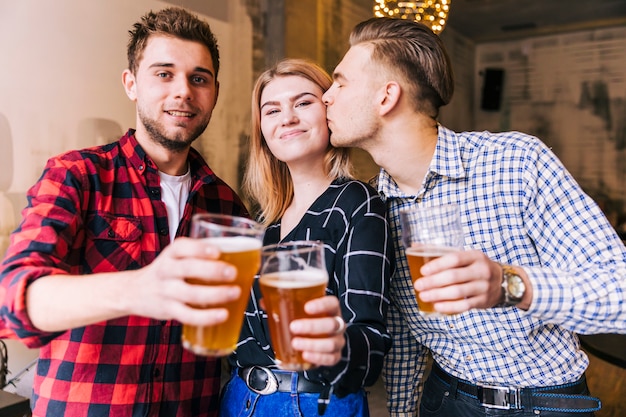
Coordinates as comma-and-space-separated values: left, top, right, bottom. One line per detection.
322, 90, 332, 105
175, 79, 193, 100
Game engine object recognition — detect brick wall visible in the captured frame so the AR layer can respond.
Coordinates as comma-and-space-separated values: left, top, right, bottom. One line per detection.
475, 26, 626, 227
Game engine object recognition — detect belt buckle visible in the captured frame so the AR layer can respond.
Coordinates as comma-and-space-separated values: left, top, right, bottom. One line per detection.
476, 384, 521, 410
243, 366, 279, 395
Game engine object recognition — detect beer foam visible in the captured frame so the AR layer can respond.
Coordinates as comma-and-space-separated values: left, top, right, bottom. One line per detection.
406, 246, 457, 257
260, 269, 328, 288
204, 236, 262, 252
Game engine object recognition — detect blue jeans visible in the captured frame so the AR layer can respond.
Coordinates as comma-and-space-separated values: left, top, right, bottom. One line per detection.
420, 366, 598, 417
219, 370, 370, 417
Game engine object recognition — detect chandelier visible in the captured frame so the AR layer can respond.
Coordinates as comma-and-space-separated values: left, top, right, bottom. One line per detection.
373, 1, 451, 34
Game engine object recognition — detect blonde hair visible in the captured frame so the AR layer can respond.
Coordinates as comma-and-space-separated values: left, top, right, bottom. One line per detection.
350, 17, 454, 118
243, 58, 353, 225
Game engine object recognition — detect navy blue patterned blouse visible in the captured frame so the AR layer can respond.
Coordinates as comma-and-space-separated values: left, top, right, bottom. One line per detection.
229, 178, 394, 396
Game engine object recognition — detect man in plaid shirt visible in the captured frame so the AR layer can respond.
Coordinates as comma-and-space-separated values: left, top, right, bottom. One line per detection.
323, 17, 626, 417
0, 7, 345, 417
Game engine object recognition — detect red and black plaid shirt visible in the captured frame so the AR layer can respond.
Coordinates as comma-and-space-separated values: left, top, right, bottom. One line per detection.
0, 130, 247, 417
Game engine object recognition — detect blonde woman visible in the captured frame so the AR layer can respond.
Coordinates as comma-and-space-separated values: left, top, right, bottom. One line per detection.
219, 59, 393, 417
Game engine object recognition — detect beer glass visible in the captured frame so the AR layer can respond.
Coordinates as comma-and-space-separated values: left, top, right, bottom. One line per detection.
259, 241, 329, 371
400, 204, 464, 316
182, 213, 265, 356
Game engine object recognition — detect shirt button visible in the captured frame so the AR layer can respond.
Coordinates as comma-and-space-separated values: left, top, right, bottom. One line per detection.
153, 368, 161, 378
465, 355, 473, 362
138, 165, 144, 171
107, 230, 115, 238
151, 189, 160, 196
160, 228, 168, 236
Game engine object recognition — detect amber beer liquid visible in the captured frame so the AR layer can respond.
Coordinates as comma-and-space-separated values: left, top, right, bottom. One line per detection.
182, 236, 262, 356
259, 269, 328, 370
405, 246, 457, 314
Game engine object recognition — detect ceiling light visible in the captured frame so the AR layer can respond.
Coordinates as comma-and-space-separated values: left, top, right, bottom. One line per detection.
373, 1, 451, 34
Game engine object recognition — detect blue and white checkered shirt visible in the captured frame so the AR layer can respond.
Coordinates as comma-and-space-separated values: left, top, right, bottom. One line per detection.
380, 125, 626, 416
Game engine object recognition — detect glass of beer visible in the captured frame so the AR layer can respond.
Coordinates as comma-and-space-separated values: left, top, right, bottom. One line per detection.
259, 240, 329, 371
181, 213, 265, 356
400, 205, 464, 316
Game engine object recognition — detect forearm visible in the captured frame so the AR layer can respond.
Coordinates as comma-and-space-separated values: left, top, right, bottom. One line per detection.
524, 262, 626, 334
26, 270, 136, 332
522, 146, 626, 332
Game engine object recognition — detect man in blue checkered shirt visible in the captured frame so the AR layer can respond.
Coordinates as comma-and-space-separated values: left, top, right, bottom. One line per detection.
322, 17, 626, 417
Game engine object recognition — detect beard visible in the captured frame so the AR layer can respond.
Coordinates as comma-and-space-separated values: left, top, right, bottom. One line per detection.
330, 120, 379, 151
328, 100, 380, 150
138, 106, 211, 153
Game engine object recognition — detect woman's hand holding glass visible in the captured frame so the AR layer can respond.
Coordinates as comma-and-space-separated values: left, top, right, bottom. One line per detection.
259, 241, 345, 370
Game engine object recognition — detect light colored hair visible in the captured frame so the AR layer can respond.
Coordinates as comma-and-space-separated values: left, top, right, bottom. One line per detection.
350, 17, 454, 118
243, 58, 353, 226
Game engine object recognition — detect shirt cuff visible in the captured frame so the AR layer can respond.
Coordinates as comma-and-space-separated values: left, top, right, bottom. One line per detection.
523, 266, 572, 320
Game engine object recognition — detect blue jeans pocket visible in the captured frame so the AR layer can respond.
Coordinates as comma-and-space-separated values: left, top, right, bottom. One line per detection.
419, 373, 450, 416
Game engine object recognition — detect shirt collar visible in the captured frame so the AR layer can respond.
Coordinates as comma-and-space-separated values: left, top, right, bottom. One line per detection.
376, 124, 467, 200
119, 129, 217, 185
120, 129, 150, 173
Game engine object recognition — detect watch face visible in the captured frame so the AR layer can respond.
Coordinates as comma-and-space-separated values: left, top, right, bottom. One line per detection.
508, 275, 525, 298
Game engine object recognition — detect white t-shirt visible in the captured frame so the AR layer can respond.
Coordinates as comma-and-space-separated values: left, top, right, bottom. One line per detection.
158, 168, 192, 242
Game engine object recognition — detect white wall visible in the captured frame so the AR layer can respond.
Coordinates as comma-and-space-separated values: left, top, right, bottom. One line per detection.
0, 0, 252, 195
473, 26, 626, 223
0, 0, 253, 390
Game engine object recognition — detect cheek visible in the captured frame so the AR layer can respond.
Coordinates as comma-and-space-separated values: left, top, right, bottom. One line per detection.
317, 124, 331, 143
136, 89, 163, 110
260, 119, 274, 141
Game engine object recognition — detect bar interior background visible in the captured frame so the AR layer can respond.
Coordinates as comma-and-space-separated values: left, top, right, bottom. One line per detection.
1, 1, 625, 416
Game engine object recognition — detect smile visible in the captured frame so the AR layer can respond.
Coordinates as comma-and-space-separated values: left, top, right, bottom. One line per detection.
166, 110, 194, 117
280, 129, 305, 139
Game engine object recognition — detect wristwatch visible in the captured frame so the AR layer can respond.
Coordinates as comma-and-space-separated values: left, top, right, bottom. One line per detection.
501, 264, 526, 306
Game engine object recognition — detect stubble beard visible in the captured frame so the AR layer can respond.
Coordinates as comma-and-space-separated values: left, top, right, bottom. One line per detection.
139, 108, 211, 153
330, 120, 379, 152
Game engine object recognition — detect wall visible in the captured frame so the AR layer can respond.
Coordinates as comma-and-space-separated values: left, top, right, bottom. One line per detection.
440, 28, 476, 132
474, 26, 626, 226
0, 0, 253, 220
0, 0, 253, 390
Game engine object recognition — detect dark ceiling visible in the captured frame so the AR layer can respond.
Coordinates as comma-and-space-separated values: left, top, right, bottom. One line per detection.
445, 0, 626, 42
171, 0, 626, 43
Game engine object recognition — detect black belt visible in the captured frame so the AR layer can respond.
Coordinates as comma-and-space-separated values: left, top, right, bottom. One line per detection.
237, 366, 326, 395
430, 362, 602, 412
